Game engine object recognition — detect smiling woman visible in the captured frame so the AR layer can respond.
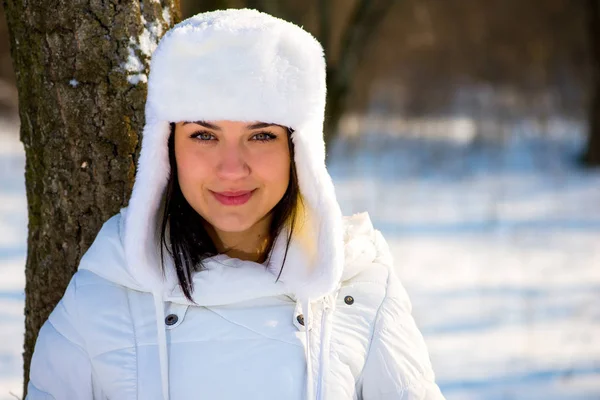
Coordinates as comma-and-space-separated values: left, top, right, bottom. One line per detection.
25, 8, 445, 400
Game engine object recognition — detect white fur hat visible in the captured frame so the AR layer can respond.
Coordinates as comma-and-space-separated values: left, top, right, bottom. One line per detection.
124, 9, 344, 302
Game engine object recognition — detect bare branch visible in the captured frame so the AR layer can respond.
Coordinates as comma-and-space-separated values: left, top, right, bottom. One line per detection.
336, 0, 396, 87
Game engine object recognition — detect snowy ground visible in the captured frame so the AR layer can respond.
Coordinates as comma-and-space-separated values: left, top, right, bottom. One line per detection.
1, 117, 600, 399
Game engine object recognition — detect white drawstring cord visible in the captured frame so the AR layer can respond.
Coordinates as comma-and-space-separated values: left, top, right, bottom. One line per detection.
153, 291, 170, 400
301, 295, 338, 400
316, 295, 335, 400
302, 299, 314, 400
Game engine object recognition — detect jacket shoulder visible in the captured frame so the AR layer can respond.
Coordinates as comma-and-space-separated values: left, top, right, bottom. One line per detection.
341, 212, 394, 285
78, 209, 146, 291
29, 270, 96, 399
64, 269, 139, 366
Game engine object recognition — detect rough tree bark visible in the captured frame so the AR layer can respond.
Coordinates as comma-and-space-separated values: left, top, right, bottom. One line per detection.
586, 0, 600, 166
2, 0, 180, 396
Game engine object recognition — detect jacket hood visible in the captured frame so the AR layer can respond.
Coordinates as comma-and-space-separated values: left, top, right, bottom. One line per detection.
79, 208, 380, 307
124, 8, 344, 303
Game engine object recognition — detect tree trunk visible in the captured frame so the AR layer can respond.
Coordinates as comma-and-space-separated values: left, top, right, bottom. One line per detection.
322, 0, 397, 152
2, 0, 180, 396
586, 0, 600, 166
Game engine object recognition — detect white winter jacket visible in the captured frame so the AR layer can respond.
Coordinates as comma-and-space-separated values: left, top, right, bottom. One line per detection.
27, 209, 444, 400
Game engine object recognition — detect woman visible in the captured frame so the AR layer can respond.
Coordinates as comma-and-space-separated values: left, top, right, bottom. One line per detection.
27, 9, 445, 400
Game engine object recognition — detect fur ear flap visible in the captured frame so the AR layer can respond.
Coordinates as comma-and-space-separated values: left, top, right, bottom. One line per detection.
124, 120, 172, 292
266, 124, 345, 301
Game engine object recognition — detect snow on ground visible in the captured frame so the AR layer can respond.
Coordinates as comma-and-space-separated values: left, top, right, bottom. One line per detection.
1, 116, 600, 399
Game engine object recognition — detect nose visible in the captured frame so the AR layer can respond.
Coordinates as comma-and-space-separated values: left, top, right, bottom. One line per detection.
216, 143, 250, 180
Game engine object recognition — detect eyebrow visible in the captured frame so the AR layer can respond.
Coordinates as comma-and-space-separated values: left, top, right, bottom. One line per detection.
182, 121, 281, 130
182, 121, 221, 130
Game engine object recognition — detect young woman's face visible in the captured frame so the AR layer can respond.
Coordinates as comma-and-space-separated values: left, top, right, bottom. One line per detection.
174, 120, 291, 234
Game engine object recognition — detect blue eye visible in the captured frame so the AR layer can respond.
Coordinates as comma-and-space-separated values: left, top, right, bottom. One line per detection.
252, 132, 277, 142
190, 131, 215, 141
189, 131, 276, 143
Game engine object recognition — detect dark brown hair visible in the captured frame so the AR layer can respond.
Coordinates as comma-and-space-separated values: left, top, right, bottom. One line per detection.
159, 123, 300, 302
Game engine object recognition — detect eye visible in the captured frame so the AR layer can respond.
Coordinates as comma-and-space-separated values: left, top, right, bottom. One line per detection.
190, 130, 216, 141
251, 131, 277, 142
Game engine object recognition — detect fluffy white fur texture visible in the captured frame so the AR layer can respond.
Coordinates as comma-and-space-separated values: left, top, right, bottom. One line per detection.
124, 9, 345, 301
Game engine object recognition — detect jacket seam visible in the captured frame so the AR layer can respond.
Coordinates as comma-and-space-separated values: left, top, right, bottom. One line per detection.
69, 276, 98, 398
71, 278, 91, 357
88, 345, 138, 358
342, 280, 386, 287
354, 264, 392, 393
88, 336, 301, 360
48, 314, 88, 356
205, 307, 303, 347
125, 289, 139, 400
28, 381, 58, 400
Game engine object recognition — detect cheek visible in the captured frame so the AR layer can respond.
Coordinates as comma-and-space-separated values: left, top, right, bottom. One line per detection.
175, 146, 212, 197
252, 148, 290, 192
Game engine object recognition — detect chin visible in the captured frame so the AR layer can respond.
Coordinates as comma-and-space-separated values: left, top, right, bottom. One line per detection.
210, 215, 258, 233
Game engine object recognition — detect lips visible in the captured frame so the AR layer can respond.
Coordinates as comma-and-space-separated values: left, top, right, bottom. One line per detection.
211, 189, 255, 206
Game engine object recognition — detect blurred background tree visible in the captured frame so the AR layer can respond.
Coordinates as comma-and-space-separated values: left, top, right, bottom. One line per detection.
586, 0, 600, 165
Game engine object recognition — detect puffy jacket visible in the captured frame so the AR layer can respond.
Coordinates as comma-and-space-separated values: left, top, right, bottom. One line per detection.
27, 209, 444, 399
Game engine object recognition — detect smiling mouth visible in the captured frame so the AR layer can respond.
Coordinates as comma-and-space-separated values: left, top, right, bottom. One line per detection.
211, 189, 256, 206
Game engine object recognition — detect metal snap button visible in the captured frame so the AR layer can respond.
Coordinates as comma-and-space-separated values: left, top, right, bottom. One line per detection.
296, 314, 305, 326
344, 295, 355, 305
165, 314, 179, 326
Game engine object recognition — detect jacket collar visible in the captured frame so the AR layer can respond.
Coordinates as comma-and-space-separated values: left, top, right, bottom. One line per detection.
79, 209, 378, 306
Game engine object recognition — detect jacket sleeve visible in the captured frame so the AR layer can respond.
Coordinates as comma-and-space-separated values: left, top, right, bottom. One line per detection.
360, 231, 445, 400
26, 273, 94, 400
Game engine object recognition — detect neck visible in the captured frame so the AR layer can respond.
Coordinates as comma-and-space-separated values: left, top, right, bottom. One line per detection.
205, 214, 272, 263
